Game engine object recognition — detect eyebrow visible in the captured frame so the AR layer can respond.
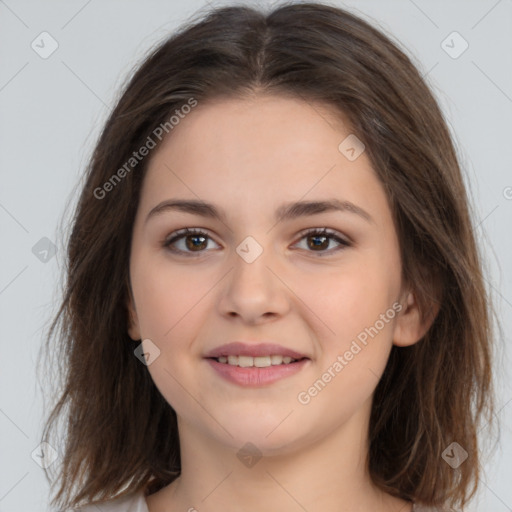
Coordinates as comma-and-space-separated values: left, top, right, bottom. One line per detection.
145, 198, 373, 225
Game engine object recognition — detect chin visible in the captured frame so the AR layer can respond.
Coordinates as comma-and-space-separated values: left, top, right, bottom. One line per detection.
211, 414, 313, 455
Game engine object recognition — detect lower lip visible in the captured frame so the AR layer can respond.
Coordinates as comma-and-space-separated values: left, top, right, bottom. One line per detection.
206, 358, 309, 386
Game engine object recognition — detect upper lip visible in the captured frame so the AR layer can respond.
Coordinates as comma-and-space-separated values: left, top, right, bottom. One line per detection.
204, 342, 309, 360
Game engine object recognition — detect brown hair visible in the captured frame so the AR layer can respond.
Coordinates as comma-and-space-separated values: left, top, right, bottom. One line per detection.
39, 2, 495, 510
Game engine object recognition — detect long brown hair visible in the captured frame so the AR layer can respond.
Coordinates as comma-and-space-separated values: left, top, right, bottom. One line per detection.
39, 2, 495, 510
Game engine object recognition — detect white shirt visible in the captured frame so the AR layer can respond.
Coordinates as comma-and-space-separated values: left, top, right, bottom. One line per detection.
74, 490, 447, 511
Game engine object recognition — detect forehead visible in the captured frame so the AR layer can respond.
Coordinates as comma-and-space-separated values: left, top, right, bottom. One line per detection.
154, 93, 351, 162
139, 94, 388, 224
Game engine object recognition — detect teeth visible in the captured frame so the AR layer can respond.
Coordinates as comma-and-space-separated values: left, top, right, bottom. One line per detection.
254, 356, 271, 367
215, 355, 299, 367
238, 355, 253, 368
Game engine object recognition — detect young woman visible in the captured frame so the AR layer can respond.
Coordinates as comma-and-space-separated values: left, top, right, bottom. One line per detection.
40, 3, 494, 511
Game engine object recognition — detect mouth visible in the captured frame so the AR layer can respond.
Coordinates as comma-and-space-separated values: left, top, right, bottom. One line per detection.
204, 342, 310, 386
210, 354, 306, 367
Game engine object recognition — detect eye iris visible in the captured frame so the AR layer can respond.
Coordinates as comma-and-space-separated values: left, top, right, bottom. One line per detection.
174, 231, 338, 253
186, 234, 207, 251
308, 234, 328, 250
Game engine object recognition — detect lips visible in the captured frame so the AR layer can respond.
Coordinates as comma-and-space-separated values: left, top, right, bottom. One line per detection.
204, 341, 309, 360
204, 341, 310, 386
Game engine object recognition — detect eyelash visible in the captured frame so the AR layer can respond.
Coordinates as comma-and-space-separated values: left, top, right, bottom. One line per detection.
162, 227, 351, 257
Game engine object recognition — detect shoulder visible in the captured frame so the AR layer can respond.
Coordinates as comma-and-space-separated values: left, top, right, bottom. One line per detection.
73, 490, 148, 512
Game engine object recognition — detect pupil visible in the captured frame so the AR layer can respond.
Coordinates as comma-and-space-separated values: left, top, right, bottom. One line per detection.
309, 235, 328, 250
186, 235, 207, 250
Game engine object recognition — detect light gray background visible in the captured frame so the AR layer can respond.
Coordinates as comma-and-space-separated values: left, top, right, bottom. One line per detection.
0, 0, 511, 510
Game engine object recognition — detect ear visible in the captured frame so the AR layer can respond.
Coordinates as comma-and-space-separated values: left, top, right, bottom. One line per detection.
393, 290, 440, 347
126, 290, 141, 341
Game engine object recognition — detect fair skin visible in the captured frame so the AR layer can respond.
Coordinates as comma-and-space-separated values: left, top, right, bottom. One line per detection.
127, 94, 432, 512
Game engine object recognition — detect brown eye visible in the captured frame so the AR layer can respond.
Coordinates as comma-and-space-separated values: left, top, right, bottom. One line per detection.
295, 228, 351, 255
164, 228, 219, 255
307, 233, 330, 250
185, 234, 207, 251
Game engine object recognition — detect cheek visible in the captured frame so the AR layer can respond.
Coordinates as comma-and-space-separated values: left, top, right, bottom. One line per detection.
295, 271, 399, 419
132, 262, 212, 414
292, 256, 400, 344
131, 254, 212, 339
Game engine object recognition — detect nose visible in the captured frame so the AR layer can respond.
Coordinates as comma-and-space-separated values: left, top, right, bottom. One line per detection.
216, 239, 291, 325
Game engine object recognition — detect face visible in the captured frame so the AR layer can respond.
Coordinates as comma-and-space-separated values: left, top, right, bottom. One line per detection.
127, 94, 420, 455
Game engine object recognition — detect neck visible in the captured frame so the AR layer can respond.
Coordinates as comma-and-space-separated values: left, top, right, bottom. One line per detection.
149, 398, 411, 512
